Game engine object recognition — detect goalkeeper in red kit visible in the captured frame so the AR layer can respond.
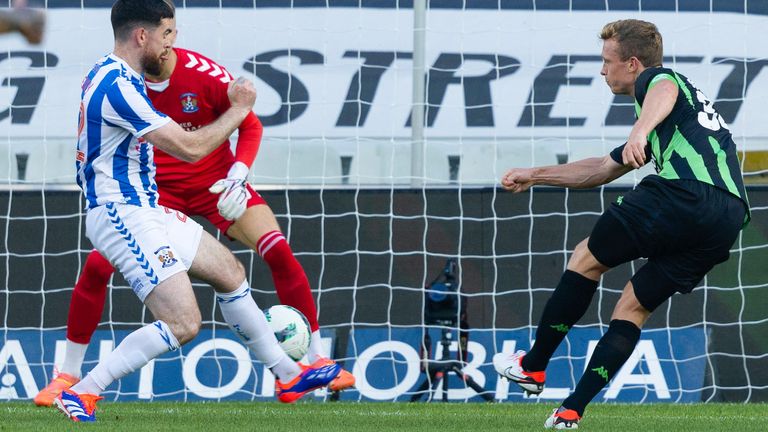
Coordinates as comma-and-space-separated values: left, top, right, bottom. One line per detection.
34, 46, 354, 406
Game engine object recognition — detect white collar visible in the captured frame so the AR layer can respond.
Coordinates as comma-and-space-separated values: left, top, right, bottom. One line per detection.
146, 78, 170, 92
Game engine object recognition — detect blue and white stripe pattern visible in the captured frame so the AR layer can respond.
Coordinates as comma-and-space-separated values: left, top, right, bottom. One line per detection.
76, 54, 170, 209
106, 202, 159, 286
153, 320, 180, 352
216, 283, 251, 304
56, 391, 96, 422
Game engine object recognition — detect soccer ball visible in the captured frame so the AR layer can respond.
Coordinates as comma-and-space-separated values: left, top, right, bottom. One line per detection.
263, 305, 311, 361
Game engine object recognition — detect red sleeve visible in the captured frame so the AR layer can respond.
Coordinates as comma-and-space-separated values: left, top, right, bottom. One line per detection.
234, 112, 262, 167
202, 59, 262, 167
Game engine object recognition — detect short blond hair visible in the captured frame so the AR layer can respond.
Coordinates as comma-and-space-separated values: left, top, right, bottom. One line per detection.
600, 19, 663, 67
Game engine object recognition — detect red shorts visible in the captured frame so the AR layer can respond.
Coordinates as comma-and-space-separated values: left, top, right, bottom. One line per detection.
157, 180, 266, 236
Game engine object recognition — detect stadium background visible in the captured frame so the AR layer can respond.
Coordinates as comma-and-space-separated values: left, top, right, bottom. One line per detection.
1, 1, 767, 404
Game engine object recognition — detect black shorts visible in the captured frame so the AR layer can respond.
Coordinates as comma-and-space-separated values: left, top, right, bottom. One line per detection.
587, 176, 745, 312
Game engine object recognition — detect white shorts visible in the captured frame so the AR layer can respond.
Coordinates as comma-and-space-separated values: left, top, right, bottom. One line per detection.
86, 203, 203, 302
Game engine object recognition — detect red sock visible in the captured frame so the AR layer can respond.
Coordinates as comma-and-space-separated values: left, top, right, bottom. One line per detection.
66, 250, 113, 344
257, 230, 319, 332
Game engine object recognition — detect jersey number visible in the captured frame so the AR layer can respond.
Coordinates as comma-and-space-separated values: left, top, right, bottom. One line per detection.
696, 89, 729, 132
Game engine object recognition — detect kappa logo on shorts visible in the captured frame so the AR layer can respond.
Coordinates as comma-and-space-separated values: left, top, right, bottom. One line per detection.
154, 245, 178, 268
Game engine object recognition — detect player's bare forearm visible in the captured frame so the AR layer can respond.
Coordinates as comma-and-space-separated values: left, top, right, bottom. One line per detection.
535, 156, 628, 188
144, 107, 250, 163
146, 78, 255, 163
185, 107, 251, 160
502, 156, 630, 192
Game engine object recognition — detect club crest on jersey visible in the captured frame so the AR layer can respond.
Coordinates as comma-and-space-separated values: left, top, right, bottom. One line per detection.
154, 245, 178, 268
180, 92, 199, 113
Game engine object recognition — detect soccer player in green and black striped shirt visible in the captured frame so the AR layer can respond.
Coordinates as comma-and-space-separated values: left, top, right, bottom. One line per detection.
493, 19, 749, 430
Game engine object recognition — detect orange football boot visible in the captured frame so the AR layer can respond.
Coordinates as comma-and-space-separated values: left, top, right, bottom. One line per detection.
313, 357, 355, 391
275, 359, 341, 403
34, 371, 80, 407
54, 389, 103, 422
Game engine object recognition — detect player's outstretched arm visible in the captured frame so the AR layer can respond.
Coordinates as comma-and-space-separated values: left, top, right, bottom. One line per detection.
501, 155, 631, 193
144, 77, 256, 163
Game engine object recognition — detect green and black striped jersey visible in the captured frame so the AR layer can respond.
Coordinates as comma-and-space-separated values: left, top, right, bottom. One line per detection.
611, 66, 750, 223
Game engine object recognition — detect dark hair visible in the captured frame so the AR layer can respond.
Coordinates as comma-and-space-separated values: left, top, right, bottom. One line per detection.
111, 0, 175, 41
600, 19, 663, 68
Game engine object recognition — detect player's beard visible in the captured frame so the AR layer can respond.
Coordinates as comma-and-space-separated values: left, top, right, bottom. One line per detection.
141, 51, 163, 77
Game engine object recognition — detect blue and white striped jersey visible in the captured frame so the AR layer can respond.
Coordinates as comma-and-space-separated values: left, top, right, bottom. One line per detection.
76, 54, 171, 209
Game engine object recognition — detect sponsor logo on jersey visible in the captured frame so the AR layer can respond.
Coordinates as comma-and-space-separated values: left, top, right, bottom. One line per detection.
180, 92, 199, 113
154, 245, 178, 268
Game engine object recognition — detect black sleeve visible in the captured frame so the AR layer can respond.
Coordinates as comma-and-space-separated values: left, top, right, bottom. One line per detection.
609, 142, 652, 165
609, 143, 626, 165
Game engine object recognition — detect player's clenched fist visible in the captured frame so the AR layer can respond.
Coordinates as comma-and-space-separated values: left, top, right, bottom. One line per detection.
622, 132, 648, 169
501, 168, 535, 193
227, 76, 256, 111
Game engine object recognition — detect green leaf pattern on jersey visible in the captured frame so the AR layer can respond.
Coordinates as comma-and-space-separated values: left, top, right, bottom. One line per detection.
632, 67, 749, 224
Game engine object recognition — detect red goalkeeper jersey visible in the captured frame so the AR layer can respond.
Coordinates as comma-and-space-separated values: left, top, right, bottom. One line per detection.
146, 47, 262, 187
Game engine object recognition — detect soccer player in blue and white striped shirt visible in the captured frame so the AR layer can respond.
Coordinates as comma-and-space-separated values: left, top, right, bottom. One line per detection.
55, 0, 340, 422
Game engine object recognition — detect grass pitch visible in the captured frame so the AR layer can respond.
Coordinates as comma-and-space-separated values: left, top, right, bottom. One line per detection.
2, 401, 766, 431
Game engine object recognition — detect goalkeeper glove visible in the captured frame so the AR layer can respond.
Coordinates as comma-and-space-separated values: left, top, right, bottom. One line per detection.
208, 161, 252, 221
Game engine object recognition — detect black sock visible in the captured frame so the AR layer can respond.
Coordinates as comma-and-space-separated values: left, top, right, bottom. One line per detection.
562, 319, 641, 416
522, 270, 598, 372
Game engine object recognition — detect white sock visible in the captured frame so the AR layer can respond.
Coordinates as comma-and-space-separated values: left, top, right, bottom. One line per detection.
271, 357, 302, 383
307, 330, 325, 362
71, 321, 179, 396
59, 339, 89, 378
216, 281, 301, 382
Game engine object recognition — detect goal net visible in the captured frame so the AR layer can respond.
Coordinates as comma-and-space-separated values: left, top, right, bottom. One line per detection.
1, 0, 766, 403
